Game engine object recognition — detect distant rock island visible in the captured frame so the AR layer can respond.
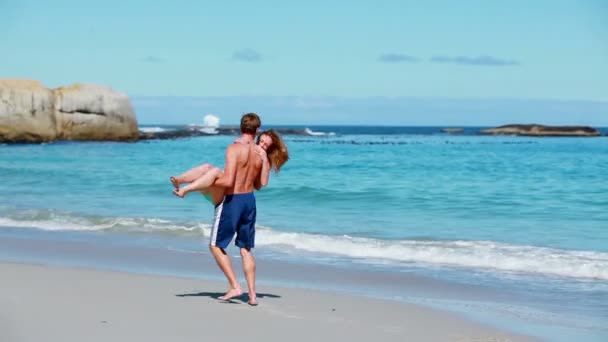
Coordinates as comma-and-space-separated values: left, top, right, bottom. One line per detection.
479, 124, 601, 137
0, 79, 138, 143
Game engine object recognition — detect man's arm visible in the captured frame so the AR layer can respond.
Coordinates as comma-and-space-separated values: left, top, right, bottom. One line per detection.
254, 146, 270, 190
213, 145, 238, 188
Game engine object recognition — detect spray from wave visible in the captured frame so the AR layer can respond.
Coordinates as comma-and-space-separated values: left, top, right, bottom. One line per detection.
199, 114, 220, 134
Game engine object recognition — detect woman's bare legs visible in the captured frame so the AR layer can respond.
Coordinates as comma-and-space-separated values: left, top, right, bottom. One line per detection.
173, 167, 223, 198
169, 163, 213, 189
205, 185, 226, 206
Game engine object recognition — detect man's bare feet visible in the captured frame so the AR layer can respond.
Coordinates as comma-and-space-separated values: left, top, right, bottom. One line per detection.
169, 176, 180, 189
218, 286, 243, 301
248, 294, 258, 306
172, 188, 186, 198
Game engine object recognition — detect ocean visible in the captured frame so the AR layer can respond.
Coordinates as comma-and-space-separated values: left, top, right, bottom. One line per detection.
2, 126, 607, 341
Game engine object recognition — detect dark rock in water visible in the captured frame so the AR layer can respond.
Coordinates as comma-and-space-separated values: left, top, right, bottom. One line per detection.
441, 128, 464, 134
215, 126, 310, 136
479, 124, 601, 137
139, 126, 311, 140
217, 126, 240, 135
276, 128, 312, 135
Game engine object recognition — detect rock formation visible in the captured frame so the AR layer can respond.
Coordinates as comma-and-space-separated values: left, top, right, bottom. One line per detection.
479, 124, 601, 137
0, 79, 138, 143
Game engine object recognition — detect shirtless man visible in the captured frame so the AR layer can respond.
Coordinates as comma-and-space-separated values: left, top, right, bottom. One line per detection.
210, 113, 267, 306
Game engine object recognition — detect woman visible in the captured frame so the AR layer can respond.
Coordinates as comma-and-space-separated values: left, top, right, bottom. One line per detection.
170, 129, 289, 204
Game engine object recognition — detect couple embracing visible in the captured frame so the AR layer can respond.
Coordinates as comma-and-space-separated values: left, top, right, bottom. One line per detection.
170, 113, 289, 306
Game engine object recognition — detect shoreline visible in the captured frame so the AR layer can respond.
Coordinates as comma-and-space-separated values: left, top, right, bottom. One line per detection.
1, 261, 537, 342
1, 225, 607, 341
2, 226, 608, 341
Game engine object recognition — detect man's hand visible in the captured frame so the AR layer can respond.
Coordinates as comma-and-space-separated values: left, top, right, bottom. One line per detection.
254, 145, 270, 190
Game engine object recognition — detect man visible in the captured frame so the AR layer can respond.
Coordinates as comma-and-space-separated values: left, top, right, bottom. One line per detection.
210, 113, 270, 306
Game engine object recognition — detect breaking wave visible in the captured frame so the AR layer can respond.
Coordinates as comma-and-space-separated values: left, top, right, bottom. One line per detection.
1, 210, 607, 281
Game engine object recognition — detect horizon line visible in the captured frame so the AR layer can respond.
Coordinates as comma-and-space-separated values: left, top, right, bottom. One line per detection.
137, 123, 608, 128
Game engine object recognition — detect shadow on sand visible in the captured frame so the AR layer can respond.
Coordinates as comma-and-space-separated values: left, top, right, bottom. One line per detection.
175, 291, 281, 304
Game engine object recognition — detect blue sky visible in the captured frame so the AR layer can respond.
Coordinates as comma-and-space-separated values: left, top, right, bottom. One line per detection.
2, 0, 607, 125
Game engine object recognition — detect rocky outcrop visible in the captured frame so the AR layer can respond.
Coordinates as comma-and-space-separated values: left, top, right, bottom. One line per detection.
0, 80, 57, 142
479, 124, 601, 137
54, 84, 138, 141
0, 79, 138, 143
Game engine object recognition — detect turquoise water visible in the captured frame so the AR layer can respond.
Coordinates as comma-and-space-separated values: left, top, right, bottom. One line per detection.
2, 127, 608, 340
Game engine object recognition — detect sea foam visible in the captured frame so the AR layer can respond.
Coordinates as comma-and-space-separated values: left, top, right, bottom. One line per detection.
1, 210, 607, 281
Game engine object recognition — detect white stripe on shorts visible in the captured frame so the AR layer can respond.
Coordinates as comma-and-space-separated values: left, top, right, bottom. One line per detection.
209, 202, 224, 246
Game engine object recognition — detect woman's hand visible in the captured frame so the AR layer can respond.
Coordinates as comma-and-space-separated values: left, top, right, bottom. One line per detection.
254, 145, 269, 163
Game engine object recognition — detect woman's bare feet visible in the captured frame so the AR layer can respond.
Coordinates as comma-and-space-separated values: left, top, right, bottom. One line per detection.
218, 286, 243, 301
172, 187, 187, 198
169, 176, 180, 189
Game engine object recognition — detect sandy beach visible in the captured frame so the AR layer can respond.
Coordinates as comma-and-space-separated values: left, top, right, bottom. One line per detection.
0, 262, 537, 342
